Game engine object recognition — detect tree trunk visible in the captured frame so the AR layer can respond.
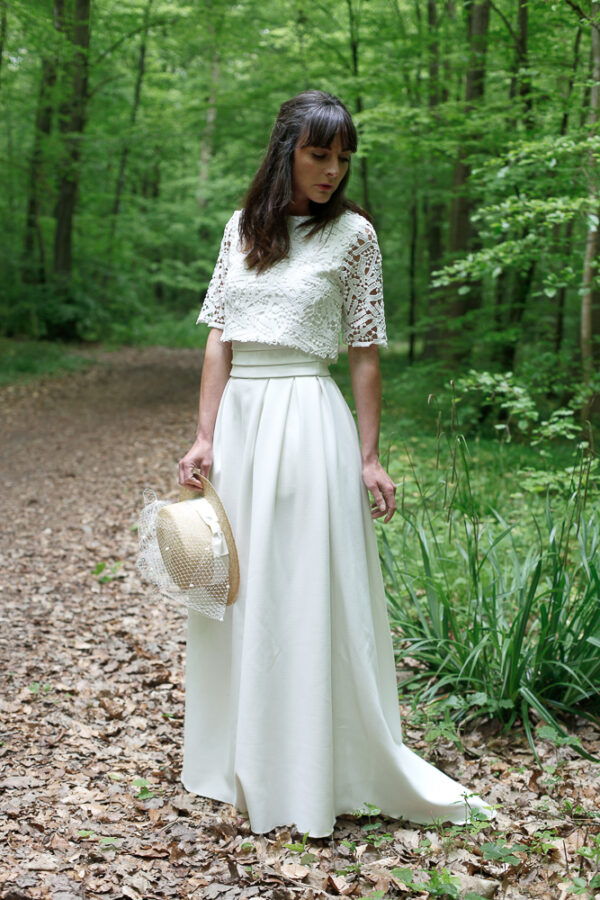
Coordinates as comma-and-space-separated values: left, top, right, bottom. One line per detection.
53, 0, 91, 285
346, 0, 371, 215
294, 7, 310, 91
560, 26, 582, 135
494, 0, 536, 367
408, 191, 418, 363
516, 0, 533, 130
551, 28, 581, 354
580, 2, 600, 411
440, 0, 490, 362
499, 261, 536, 370
507, 0, 533, 131
427, 0, 439, 107
110, 0, 153, 235
421, 0, 448, 359
197, 36, 219, 210
0, 0, 7, 87
22, 56, 58, 284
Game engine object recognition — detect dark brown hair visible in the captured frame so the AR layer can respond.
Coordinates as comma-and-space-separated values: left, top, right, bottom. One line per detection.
240, 90, 370, 272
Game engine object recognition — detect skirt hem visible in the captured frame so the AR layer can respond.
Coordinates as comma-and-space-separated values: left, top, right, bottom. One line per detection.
180, 778, 495, 838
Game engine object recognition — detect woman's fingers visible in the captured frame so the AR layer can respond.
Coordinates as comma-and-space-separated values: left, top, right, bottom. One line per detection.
178, 454, 211, 488
369, 483, 387, 518
382, 481, 397, 523
178, 438, 214, 487
365, 468, 397, 522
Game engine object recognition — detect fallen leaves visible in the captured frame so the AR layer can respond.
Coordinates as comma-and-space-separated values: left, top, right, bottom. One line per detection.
1, 348, 599, 900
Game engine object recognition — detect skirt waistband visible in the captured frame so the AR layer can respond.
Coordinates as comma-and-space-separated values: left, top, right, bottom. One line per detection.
229, 342, 332, 379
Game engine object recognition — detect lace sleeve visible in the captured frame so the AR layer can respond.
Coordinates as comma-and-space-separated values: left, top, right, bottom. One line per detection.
196, 212, 238, 328
340, 220, 387, 347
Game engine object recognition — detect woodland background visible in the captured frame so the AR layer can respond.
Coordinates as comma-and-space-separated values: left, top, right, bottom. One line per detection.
2, 0, 600, 391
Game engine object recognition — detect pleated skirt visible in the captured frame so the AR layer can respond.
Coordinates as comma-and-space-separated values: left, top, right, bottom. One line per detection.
182, 341, 493, 837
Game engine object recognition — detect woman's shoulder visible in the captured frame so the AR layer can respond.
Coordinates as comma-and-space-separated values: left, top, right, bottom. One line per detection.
219, 209, 243, 250
226, 208, 243, 229
335, 208, 379, 247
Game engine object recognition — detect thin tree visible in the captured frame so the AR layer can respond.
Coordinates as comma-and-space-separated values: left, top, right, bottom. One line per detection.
0, 0, 7, 87
440, 0, 491, 363
346, 0, 371, 215
497, 0, 536, 371
580, 1, 600, 414
22, 54, 58, 285
53, 0, 91, 293
554, 25, 582, 355
421, 0, 451, 360
109, 0, 153, 237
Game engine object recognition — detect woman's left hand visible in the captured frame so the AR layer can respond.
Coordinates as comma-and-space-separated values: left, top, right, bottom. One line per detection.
362, 458, 397, 523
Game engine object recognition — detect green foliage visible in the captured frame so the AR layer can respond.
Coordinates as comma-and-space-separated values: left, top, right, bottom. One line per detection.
284, 830, 310, 853
0, 0, 598, 391
132, 776, 154, 800
28, 682, 52, 696
453, 369, 590, 446
92, 561, 125, 583
480, 838, 528, 865
391, 866, 462, 898
0, 338, 92, 386
380, 432, 600, 759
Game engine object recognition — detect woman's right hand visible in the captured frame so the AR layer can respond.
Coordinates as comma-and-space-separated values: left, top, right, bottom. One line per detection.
178, 436, 213, 490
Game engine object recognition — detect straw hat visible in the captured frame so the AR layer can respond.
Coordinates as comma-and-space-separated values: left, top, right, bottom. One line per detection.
137, 469, 240, 621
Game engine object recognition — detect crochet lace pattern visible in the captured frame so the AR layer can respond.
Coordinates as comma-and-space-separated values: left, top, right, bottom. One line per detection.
197, 209, 387, 361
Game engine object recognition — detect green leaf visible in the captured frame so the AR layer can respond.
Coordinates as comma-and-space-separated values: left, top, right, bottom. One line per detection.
391, 867, 415, 884
136, 787, 154, 800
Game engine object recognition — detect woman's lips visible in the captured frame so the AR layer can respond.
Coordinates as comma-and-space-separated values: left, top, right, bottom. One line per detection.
316, 184, 333, 191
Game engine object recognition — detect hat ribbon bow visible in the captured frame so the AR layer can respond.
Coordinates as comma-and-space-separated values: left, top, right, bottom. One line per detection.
189, 497, 230, 584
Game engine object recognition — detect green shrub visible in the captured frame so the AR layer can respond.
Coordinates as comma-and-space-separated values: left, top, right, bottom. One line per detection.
381, 435, 600, 759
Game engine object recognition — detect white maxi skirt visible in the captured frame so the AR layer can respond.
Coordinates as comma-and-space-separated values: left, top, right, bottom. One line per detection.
182, 341, 493, 837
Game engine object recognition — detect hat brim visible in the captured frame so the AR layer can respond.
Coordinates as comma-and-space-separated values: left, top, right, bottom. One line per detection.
179, 471, 240, 605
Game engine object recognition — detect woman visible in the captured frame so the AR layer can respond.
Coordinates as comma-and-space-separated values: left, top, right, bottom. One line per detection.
178, 90, 493, 837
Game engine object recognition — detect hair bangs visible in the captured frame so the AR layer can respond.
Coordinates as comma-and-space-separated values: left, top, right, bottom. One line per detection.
299, 104, 357, 153
241, 90, 370, 271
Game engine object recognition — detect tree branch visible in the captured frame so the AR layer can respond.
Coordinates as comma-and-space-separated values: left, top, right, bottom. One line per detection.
93, 15, 179, 66
564, 0, 600, 30
488, 0, 518, 47
564, 0, 591, 20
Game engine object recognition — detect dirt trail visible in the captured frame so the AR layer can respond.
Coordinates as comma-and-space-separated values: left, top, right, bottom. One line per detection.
0, 348, 598, 900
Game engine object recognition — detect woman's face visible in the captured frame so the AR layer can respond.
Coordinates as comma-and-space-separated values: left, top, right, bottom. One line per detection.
288, 132, 352, 214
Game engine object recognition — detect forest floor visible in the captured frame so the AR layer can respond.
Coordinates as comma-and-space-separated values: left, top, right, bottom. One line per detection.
0, 346, 599, 900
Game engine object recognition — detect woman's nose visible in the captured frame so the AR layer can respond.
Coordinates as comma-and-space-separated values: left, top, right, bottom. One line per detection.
325, 160, 339, 178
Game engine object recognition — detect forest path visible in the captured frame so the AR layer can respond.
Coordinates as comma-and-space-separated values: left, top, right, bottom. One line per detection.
0, 348, 593, 900
0, 347, 233, 898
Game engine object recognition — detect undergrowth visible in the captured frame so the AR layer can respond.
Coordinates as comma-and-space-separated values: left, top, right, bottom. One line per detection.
378, 423, 600, 760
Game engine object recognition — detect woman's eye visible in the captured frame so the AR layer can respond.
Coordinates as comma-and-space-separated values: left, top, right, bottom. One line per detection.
340, 157, 350, 164
312, 153, 326, 159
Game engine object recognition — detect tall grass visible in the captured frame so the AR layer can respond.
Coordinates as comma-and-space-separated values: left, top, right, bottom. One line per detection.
381, 435, 600, 759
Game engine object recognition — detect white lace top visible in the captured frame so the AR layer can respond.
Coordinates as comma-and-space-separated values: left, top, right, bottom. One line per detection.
196, 209, 387, 361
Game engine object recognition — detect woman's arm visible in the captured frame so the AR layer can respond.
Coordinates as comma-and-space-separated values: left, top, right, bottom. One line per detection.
178, 328, 232, 488
348, 345, 397, 523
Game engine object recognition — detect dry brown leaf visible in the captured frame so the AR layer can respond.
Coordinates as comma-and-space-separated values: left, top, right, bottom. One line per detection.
326, 873, 353, 894
280, 862, 310, 879
24, 853, 59, 871
1, 348, 599, 900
